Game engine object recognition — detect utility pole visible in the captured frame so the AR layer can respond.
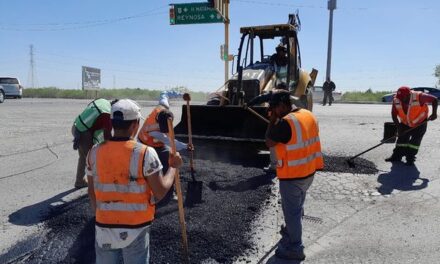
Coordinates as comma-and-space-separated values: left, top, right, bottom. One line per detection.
27, 45, 37, 88
224, 0, 229, 84
326, 0, 336, 81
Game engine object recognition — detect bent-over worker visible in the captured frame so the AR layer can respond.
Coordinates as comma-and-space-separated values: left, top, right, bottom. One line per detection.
385, 86, 437, 165
265, 90, 323, 261
72, 98, 112, 188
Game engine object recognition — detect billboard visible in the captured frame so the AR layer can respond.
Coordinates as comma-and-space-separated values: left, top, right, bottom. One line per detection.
82, 66, 101, 90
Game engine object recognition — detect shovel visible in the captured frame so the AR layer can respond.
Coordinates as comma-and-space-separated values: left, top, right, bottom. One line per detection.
183, 93, 203, 205
346, 120, 430, 168
167, 118, 190, 264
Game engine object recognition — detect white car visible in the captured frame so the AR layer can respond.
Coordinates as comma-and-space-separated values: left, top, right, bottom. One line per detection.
0, 85, 5, 103
312, 85, 342, 103
0, 77, 23, 99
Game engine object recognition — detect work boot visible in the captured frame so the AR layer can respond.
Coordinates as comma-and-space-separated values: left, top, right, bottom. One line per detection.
384, 155, 402, 162
275, 248, 306, 261
75, 180, 88, 189
263, 164, 276, 174
75, 178, 88, 189
405, 156, 416, 166
405, 160, 415, 166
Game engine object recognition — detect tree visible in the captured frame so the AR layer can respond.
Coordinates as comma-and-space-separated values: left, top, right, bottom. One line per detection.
435, 64, 440, 85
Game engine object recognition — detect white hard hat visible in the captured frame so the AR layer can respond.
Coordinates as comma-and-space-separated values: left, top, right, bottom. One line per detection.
158, 96, 170, 109
111, 99, 142, 121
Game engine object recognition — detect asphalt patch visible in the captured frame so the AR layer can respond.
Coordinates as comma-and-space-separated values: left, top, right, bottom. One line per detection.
323, 155, 378, 174
3, 143, 273, 264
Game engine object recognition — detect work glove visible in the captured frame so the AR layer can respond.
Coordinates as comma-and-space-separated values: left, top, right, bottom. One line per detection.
429, 113, 437, 121
72, 127, 81, 150
187, 143, 194, 152
157, 110, 174, 133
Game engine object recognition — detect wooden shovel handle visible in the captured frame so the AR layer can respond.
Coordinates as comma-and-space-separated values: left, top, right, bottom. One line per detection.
185, 98, 195, 170
167, 118, 190, 264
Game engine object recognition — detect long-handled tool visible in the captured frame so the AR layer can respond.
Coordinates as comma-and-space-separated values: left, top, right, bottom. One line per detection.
346, 120, 429, 168
246, 106, 269, 124
167, 118, 190, 264
183, 93, 203, 205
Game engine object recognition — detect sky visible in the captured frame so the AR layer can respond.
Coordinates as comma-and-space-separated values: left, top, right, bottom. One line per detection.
0, 0, 439, 92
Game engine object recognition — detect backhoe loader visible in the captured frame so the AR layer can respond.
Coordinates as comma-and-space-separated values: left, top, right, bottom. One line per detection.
175, 14, 317, 144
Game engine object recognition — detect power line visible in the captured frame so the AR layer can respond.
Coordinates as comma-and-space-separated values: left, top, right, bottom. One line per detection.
0, 6, 168, 31
231, 0, 437, 11
232, 0, 325, 9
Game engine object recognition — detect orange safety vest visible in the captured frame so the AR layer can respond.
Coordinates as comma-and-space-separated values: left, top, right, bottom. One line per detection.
393, 91, 428, 127
275, 109, 324, 179
89, 140, 155, 228
138, 106, 166, 148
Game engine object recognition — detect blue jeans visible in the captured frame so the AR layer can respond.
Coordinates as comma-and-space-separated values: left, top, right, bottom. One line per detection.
278, 175, 314, 253
95, 226, 151, 264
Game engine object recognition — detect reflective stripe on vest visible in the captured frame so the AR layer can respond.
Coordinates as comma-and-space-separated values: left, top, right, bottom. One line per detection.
283, 113, 320, 158
91, 141, 155, 227
129, 142, 143, 180
286, 152, 323, 166
93, 130, 105, 144
138, 106, 165, 147
96, 201, 147, 211
91, 143, 146, 194
275, 110, 324, 179
74, 99, 110, 132
393, 92, 428, 127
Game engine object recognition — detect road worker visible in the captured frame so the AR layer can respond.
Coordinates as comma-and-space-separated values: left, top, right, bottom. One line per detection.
138, 95, 192, 204
322, 77, 336, 106
385, 86, 438, 165
86, 99, 183, 263
265, 90, 323, 260
270, 44, 288, 86
72, 98, 112, 188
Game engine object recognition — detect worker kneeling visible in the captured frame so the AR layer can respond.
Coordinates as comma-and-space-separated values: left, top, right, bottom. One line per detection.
264, 90, 323, 260
86, 99, 183, 264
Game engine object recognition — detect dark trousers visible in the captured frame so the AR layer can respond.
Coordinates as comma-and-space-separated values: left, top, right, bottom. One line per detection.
392, 122, 427, 162
322, 90, 333, 105
74, 127, 93, 184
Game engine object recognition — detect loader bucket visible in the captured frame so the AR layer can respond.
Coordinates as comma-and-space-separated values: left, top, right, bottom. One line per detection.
174, 105, 269, 143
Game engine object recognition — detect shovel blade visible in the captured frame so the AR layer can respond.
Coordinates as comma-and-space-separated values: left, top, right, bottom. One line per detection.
186, 181, 203, 205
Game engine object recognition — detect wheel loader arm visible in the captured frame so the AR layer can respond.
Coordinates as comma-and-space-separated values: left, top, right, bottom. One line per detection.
293, 69, 311, 98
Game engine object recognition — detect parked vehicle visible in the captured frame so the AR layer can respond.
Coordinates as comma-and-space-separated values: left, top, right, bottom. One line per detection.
0, 77, 23, 99
0, 85, 5, 103
312, 86, 343, 103
381, 87, 440, 102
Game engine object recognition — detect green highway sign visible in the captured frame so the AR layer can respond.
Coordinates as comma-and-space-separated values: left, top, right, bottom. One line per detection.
170, 2, 224, 25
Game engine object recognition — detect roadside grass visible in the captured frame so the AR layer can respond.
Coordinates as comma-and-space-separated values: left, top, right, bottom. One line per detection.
24, 87, 393, 103
23, 87, 209, 101
341, 89, 392, 102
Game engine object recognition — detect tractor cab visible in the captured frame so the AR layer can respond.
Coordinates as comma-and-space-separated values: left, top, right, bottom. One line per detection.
175, 14, 316, 143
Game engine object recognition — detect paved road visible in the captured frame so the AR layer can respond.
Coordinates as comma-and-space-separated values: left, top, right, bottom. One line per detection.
1, 99, 440, 263
0, 99, 182, 262
244, 103, 440, 264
